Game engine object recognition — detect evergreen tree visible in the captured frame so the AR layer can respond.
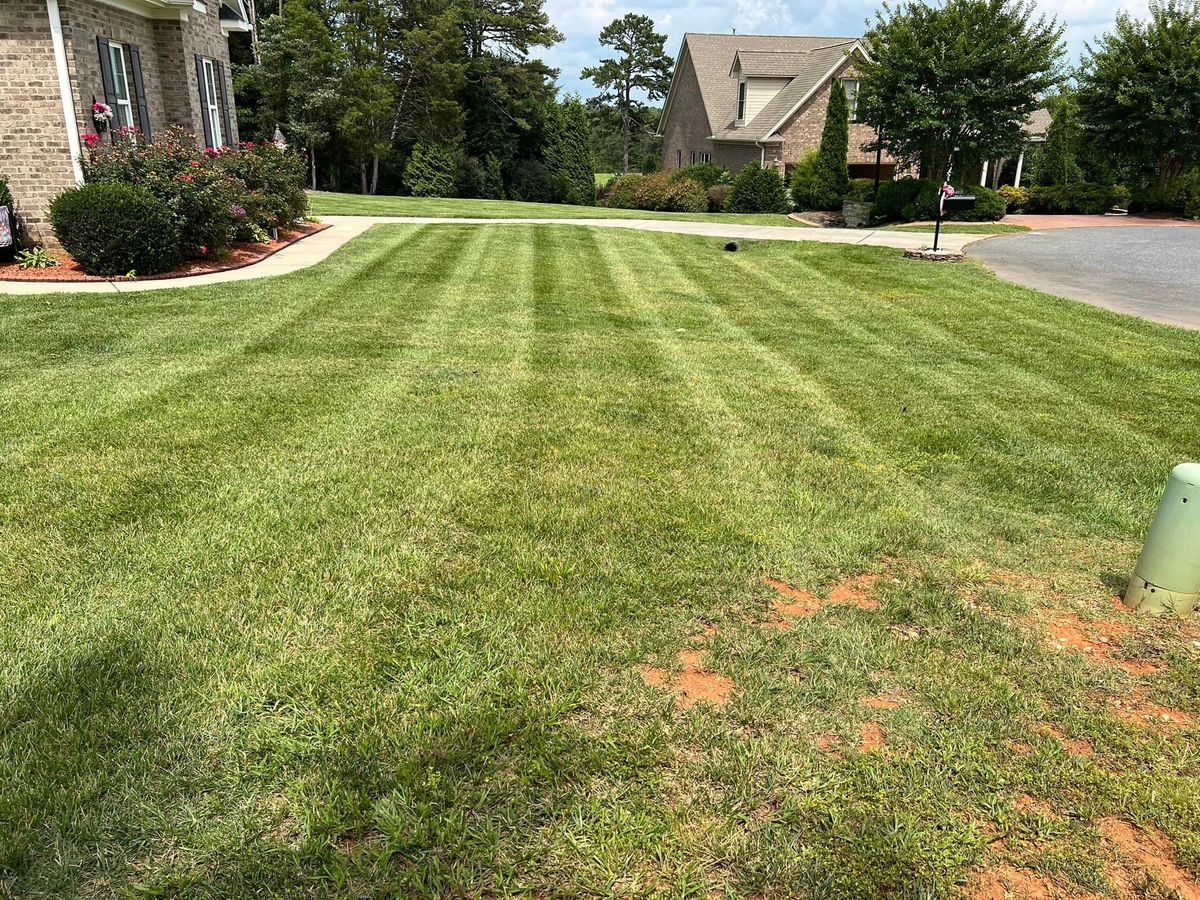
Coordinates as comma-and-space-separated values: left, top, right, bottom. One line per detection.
547, 97, 595, 205
808, 80, 851, 209
582, 15, 672, 174
484, 154, 504, 198
1034, 95, 1084, 186
404, 141, 457, 196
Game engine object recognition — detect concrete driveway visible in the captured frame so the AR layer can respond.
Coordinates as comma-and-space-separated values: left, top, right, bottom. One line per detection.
968, 226, 1200, 330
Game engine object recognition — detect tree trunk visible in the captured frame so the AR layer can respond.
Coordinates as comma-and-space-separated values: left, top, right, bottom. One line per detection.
1158, 154, 1183, 187
621, 83, 632, 174
310, 143, 317, 190
360, 161, 368, 194
370, 153, 380, 195
247, 0, 261, 64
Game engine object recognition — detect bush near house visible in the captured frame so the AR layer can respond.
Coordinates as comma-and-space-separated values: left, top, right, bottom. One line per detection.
602, 173, 643, 208
873, 179, 1005, 223
632, 172, 708, 213
1129, 173, 1200, 219
1001, 183, 1130, 215
670, 163, 730, 189
80, 128, 308, 257
724, 162, 790, 214
50, 183, 180, 276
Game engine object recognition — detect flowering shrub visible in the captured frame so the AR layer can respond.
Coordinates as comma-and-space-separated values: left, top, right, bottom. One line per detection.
80, 127, 308, 259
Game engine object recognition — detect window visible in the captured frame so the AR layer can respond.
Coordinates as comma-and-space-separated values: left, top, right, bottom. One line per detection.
107, 41, 135, 129
690, 151, 696, 165
202, 58, 224, 147
736, 79, 747, 123
700, 152, 711, 163
677, 149, 682, 168
841, 78, 860, 122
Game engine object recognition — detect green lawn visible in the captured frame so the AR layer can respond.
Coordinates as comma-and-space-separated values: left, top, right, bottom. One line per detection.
885, 222, 1032, 234
595, 172, 614, 187
309, 190, 811, 227
3, 224, 1199, 898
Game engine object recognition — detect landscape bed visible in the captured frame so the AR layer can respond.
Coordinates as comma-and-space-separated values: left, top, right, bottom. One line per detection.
0, 223, 327, 283
1, 224, 1198, 898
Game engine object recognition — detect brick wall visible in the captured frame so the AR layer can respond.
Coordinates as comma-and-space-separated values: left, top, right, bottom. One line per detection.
660, 49, 714, 172
0, 0, 238, 247
0, 2, 81, 244
776, 61, 895, 169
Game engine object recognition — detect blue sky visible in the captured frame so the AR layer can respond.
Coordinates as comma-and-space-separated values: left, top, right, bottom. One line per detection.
543, 0, 1147, 98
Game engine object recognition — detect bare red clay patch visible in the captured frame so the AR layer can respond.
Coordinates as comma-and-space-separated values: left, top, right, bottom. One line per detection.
1040, 611, 1163, 676
862, 691, 906, 709
965, 864, 1069, 900
814, 732, 839, 752
761, 571, 883, 627
1109, 698, 1194, 731
1008, 740, 1034, 754
827, 574, 882, 611
690, 624, 720, 643
638, 650, 733, 708
1100, 818, 1200, 900
858, 722, 886, 752
1038, 724, 1094, 757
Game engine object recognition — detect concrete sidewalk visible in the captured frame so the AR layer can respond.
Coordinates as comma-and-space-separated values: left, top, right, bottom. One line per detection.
1, 215, 982, 295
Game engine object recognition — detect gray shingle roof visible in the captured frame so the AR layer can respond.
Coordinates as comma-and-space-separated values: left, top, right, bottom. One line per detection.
678, 33, 858, 141
1024, 107, 1052, 141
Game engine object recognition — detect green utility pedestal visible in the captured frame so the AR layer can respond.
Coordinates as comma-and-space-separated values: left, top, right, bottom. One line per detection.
1124, 462, 1200, 617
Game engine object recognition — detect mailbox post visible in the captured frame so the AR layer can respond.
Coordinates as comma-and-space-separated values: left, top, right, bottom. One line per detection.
933, 183, 976, 252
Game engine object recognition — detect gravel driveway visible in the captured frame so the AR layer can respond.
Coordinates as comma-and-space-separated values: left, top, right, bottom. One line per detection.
968, 226, 1200, 329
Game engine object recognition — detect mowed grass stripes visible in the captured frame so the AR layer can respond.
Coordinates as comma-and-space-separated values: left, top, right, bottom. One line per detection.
1, 224, 1198, 898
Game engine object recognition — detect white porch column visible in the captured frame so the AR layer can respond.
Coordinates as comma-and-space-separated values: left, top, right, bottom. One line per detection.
1012, 150, 1026, 188
46, 0, 84, 185
980, 159, 989, 187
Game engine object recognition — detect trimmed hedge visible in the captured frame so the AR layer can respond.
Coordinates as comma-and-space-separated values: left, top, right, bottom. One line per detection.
603, 173, 643, 209
51, 182, 180, 276
1001, 183, 1130, 215
602, 172, 707, 213
671, 163, 729, 189
873, 179, 1005, 222
1129, 174, 1199, 219
725, 162, 789, 214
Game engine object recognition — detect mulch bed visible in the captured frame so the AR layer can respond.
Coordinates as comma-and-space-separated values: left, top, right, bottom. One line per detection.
0, 222, 328, 283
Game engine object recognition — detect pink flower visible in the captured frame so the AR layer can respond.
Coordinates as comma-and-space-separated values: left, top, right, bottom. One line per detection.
81, 133, 101, 149
189, 160, 200, 168
203, 147, 220, 158
199, 246, 208, 255
179, 174, 194, 182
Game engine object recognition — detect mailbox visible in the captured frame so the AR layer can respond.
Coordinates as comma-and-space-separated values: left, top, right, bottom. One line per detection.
943, 193, 977, 212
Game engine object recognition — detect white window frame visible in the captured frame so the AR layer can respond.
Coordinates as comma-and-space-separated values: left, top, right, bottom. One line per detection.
700, 152, 711, 164
841, 78, 860, 123
736, 79, 747, 124
107, 41, 136, 129
202, 57, 224, 147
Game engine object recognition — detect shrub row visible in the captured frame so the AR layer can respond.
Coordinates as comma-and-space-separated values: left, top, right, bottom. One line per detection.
999, 183, 1130, 215
1128, 173, 1200, 219
602, 162, 791, 215
872, 179, 1006, 223
602, 172, 708, 213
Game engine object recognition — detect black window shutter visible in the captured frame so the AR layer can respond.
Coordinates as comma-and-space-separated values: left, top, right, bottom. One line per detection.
96, 36, 118, 111
127, 44, 151, 141
195, 54, 214, 148
215, 60, 233, 146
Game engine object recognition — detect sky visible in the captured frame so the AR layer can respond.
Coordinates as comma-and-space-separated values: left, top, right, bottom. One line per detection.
543, 0, 1148, 98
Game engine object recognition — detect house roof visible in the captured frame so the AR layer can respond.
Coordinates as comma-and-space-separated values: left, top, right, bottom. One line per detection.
667, 33, 859, 143
1024, 107, 1052, 141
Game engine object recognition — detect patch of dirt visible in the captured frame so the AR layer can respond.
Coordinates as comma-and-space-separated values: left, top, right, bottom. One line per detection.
638, 650, 733, 708
1008, 740, 1034, 754
1109, 698, 1194, 731
858, 722, 886, 752
690, 624, 720, 643
862, 691, 906, 709
964, 864, 1079, 899
1100, 818, 1200, 900
761, 571, 883, 627
1039, 611, 1163, 676
828, 574, 882, 610
814, 732, 839, 752
1038, 724, 1094, 757
1015, 794, 1059, 818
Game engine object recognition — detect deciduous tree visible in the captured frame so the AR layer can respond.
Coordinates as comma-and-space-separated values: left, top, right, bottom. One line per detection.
857, 0, 1064, 182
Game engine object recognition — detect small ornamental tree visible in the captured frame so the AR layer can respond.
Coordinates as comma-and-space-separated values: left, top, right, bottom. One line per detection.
1034, 95, 1084, 186
1077, 0, 1200, 186
484, 154, 505, 199
804, 80, 851, 210
857, 0, 1064, 181
724, 162, 790, 213
404, 141, 457, 197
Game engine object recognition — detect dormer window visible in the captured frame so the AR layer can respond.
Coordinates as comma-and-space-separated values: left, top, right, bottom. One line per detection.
736, 79, 747, 124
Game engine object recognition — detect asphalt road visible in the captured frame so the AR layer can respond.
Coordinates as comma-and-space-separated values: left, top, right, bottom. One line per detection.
967, 226, 1200, 330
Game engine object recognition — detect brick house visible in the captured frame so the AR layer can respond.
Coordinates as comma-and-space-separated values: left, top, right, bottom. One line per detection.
0, 0, 250, 244
659, 33, 897, 181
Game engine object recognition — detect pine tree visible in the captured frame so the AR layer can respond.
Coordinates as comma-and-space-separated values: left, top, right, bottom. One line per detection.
582, 14, 672, 174
405, 141, 457, 197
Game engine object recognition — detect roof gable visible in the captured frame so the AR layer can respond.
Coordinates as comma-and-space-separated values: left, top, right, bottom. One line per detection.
665, 33, 859, 140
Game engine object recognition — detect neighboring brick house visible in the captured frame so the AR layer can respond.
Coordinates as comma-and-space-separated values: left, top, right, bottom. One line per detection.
0, 0, 250, 244
659, 33, 897, 181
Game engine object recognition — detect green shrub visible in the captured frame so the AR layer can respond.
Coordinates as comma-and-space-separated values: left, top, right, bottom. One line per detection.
672, 163, 729, 189
211, 139, 308, 231
1130, 174, 1198, 218
630, 171, 707, 212
603, 173, 644, 209
404, 142, 457, 197
454, 152, 487, 199
16, 247, 58, 269
872, 179, 1005, 222
1024, 183, 1129, 215
999, 185, 1029, 213
789, 150, 820, 211
82, 127, 243, 257
641, 153, 660, 174
50, 182, 180, 276
508, 159, 557, 203
804, 80, 851, 210
484, 155, 504, 200
725, 163, 790, 214
707, 183, 730, 213
845, 178, 876, 202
